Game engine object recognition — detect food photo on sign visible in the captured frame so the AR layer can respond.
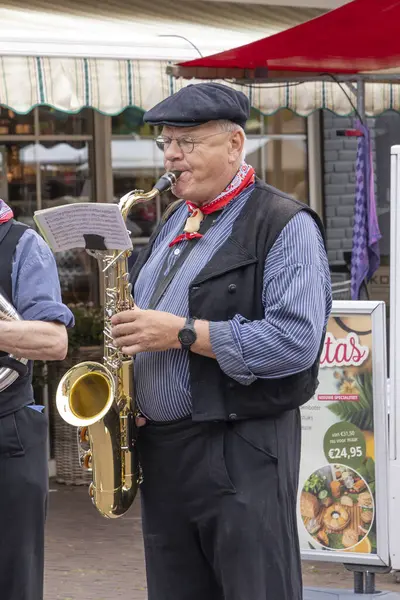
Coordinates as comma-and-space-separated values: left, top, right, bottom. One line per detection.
300, 463, 375, 553
297, 312, 380, 557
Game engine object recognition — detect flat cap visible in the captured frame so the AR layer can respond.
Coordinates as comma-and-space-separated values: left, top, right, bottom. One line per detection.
143, 82, 250, 129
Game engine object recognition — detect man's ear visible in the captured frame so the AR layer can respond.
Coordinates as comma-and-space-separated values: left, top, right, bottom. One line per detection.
228, 130, 245, 163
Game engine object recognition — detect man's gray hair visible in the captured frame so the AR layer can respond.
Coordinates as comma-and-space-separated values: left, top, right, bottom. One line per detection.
216, 120, 246, 160
217, 119, 245, 136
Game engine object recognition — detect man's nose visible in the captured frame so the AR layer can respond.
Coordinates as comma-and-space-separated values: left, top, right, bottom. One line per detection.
164, 139, 184, 161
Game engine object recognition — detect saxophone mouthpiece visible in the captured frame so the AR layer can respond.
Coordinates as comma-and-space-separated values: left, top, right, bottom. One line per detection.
153, 171, 182, 193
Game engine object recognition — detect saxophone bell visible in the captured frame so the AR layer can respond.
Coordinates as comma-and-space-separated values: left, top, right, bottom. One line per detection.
56, 362, 115, 427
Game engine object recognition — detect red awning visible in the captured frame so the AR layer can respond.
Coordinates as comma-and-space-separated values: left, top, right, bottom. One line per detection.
171, 0, 400, 81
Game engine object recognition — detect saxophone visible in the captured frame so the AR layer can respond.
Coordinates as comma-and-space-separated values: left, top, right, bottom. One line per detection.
55, 171, 181, 519
0, 293, 29, 391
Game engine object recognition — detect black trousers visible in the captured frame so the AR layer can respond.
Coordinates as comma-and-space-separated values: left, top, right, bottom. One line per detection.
137, 415, 303, 600
0, 406, 48, 600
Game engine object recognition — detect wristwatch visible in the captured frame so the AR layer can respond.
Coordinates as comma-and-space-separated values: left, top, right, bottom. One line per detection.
178, 317, 197, 351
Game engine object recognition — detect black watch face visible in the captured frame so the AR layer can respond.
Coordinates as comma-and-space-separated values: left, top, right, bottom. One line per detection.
179, 328, 196, 346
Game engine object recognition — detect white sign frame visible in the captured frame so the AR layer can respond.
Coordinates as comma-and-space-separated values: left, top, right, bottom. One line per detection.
300, 300, 389, 566
389, 145, 400, 571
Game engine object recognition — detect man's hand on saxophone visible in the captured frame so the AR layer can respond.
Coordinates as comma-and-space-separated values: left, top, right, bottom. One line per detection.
111, 307, 216, 429
111, 306, 184, 354
110, 307, 216, 358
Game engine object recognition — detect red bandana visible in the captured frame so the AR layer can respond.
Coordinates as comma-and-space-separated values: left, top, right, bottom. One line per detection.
0, 199, 13, 224
169, 163, 255, 247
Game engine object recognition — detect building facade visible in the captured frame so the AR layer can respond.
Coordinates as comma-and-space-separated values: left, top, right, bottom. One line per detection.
0, 0, 397, 478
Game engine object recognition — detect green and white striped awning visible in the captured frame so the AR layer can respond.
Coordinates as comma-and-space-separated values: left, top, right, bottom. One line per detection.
3, 56, 400, 117
0, 2, 400, 117
0, 57, 177, 115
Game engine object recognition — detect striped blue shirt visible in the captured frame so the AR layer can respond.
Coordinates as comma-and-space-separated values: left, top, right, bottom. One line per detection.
134, 184, 332, 421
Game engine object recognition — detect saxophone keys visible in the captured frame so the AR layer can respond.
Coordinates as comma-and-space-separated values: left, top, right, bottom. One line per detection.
80, 450, 93, 471
78, 426, 89, 444
88, 483, 95, 498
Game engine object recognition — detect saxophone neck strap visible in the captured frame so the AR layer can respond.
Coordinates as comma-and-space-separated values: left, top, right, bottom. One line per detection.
147, 211, 222, 311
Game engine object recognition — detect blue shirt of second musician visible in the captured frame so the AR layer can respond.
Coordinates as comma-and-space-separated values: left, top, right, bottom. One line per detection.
133, 184, 332, 422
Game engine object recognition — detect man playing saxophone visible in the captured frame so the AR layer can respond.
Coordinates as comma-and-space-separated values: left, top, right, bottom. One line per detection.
0, 199, 74, 600
111, 83, 332, 600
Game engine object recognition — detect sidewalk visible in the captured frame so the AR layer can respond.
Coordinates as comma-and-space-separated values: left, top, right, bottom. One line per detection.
44, 482, 400, 600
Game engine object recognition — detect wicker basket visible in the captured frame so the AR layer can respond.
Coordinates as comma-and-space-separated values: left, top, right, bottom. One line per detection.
54, 415, 93, 486
50, 346, 103, 486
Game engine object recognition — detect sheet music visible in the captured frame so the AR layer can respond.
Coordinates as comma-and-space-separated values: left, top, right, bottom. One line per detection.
34, 203, 133, 252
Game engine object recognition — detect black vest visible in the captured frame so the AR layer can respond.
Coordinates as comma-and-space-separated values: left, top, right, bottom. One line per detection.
131, 179, 327, 422
0, 220, 34, 417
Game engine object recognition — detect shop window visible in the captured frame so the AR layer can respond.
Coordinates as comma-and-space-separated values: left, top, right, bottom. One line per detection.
39, 141, 91, 207
55, 248, 98, 305
39, 107, 93, 136
0, 109, 97, 305
112, 107, 149, 136
114, 167, 160, 238
0, 108, 34, 135
245, 108, 306, 135
245, 109, 308, 201
265, 109, 306, 135
112, 109, 160, 238
0, 142, 38, 225
39, 140, 97, 305
112, 107, 163, 238
255, 136, 308, 201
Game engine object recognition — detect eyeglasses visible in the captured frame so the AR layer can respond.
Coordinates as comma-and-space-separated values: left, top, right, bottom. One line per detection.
155, 131, 228, 154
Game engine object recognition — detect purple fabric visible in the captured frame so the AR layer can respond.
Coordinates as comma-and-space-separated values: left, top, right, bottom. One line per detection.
350, 120, 381, 300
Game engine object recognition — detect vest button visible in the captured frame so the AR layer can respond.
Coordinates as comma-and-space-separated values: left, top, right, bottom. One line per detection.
228, 284, 237, 293
227, 381, 236, 389
228, 413, 238, 421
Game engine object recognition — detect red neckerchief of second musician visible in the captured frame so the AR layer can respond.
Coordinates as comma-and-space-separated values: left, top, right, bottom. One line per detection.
0, 199, 13, 224
169, 162, 255, 247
